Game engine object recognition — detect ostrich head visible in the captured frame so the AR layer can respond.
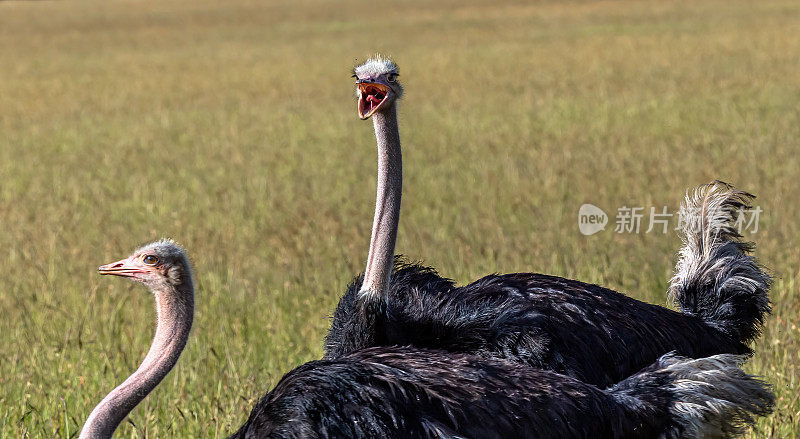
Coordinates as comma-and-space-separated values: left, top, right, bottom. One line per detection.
83, 239, 194, 439
354, 56, 403, 119
99, 239, 192, 293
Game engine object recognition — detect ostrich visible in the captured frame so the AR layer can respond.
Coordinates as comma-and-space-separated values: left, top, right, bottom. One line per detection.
232, 349, 773, 438
83, 241, 774, 438
80, 240, 193, 439
325, 56, 772, 387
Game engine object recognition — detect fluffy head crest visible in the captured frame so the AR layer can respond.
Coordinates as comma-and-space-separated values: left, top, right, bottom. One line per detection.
136, 239, 187, 261
134, 239, 193, 288
354, 55, 399, 79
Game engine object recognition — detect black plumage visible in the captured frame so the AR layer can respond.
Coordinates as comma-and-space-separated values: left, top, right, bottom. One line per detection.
325, 183, 771, 387
231, 64, 774, 437
230, 347, 772, 439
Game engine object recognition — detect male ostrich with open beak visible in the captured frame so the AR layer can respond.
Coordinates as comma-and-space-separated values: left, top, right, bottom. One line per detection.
325, 56, 772, 388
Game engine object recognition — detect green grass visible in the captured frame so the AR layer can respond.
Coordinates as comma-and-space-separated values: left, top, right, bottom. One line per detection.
1, 0, 798, 436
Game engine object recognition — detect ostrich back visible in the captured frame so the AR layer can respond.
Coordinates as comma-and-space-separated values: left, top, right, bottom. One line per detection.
324, 261, 747, 387
230, 346, 675, 439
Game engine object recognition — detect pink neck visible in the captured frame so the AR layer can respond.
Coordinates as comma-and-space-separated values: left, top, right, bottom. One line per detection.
80, 282, 193, 439
360, 104, 402, 303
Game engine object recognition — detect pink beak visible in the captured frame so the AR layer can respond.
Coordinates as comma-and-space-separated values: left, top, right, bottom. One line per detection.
98, 258, 145, 278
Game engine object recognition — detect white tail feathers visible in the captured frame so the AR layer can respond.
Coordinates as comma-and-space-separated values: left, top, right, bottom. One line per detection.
659, 354, 774, 438
611, 353, 774, 438
669, 181, 771, 344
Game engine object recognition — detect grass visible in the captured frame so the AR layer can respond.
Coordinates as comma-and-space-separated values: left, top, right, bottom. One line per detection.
0, 0, 798, 436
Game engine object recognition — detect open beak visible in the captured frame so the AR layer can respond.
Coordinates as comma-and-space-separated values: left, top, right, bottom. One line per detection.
98, 258, 144, 278
357, 82, 391, 120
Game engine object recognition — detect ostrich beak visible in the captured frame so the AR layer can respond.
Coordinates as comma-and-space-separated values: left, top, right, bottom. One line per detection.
98, 258, 145, 278
357, 82, 391, 120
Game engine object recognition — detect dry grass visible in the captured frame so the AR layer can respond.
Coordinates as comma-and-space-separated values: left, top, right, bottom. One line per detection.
0, 0, 798, 436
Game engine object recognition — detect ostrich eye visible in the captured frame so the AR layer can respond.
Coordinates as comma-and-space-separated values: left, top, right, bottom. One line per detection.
387, 73, 398, 82
351, 73, 358, 79
142, 255, 159, 266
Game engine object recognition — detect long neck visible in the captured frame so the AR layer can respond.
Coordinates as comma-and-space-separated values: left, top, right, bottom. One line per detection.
360, 104, 402, 303
80, 281, 194, 439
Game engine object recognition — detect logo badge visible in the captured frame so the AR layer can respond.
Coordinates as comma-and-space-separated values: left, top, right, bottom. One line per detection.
578, 204, 608, 236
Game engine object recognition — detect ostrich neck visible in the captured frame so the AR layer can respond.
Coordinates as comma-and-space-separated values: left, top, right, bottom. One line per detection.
80, 282, 194, 439
360, 104, 402, 303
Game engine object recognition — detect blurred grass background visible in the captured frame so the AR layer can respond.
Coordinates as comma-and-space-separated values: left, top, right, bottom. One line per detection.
1, 0, 798, 436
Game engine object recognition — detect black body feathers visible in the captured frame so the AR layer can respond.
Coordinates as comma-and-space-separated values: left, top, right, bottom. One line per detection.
231, 348, 772, 439
326, 261, 744, 387
325, 182, 771, 387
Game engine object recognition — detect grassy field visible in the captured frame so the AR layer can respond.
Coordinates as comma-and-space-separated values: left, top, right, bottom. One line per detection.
1, 0, 798, 436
